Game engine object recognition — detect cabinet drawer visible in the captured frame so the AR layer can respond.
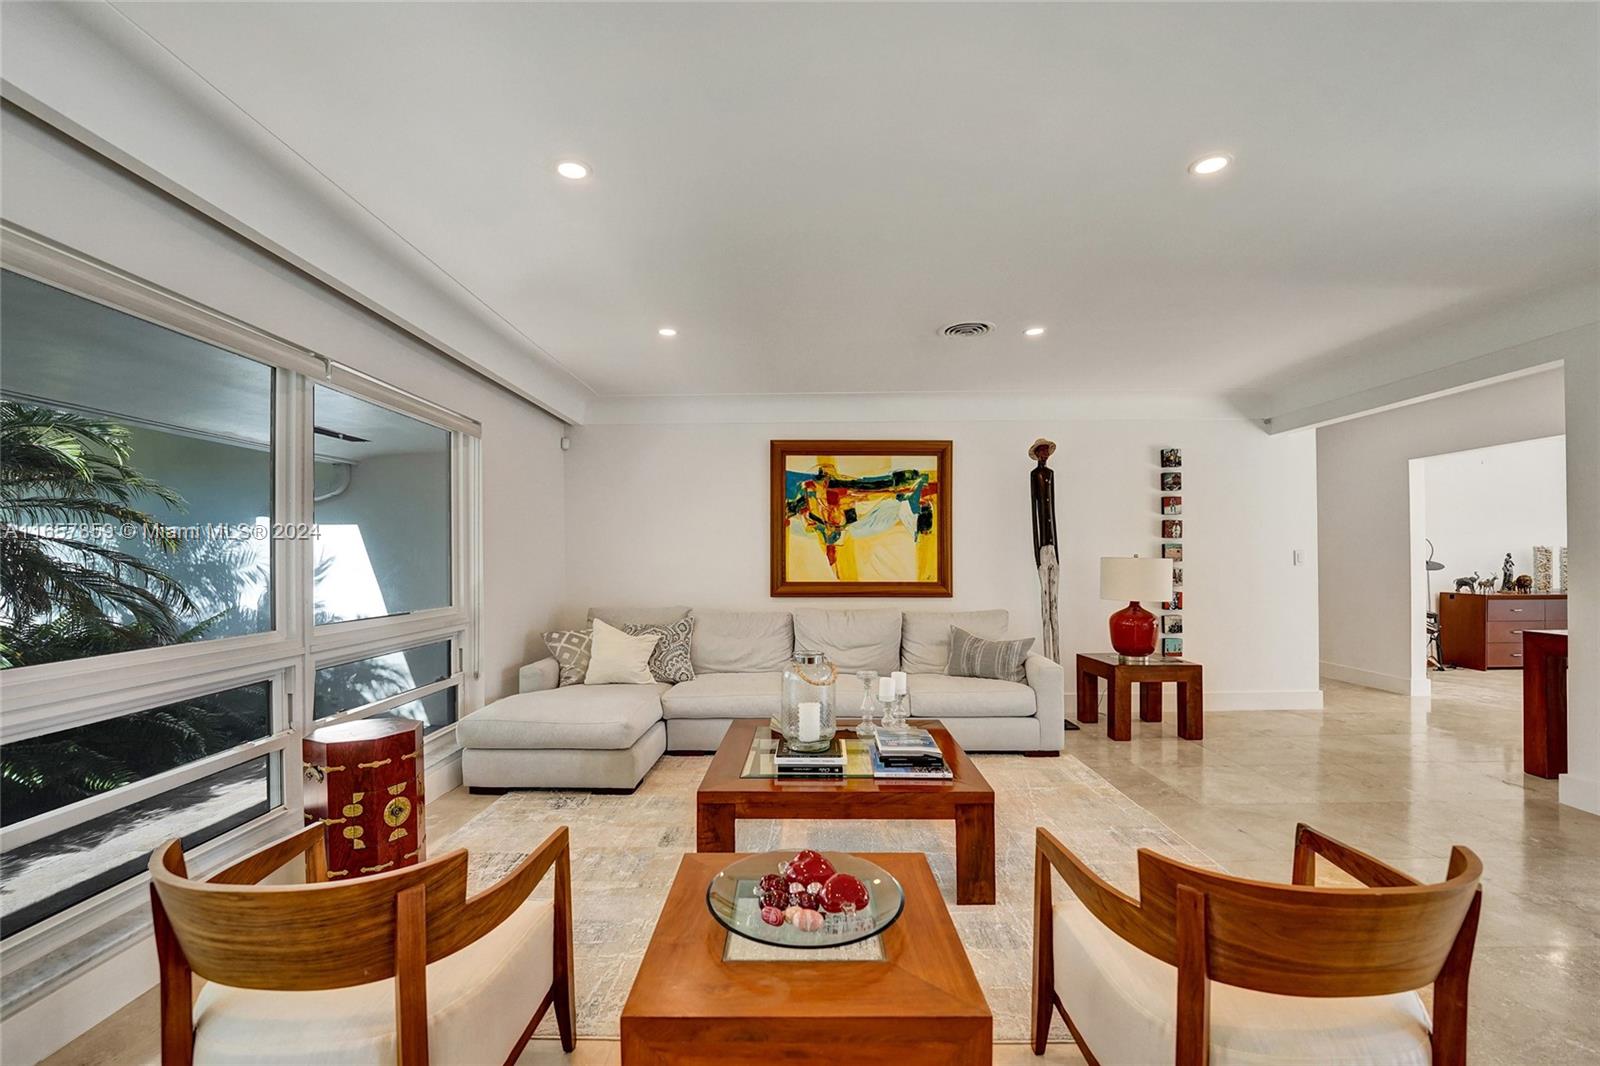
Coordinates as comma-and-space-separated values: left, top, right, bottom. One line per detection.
1486, 643, 1526, 668
1547, 600, 1568, 627
1487, 599, 1544, 623
1488, 620, 1536, 643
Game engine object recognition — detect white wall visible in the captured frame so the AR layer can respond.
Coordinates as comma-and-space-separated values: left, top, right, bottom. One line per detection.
1561, 347, 1600, 815
564, 417, 1322, 709
0, 107, 569, 1063
1421, 436, 1567, 609
1317, 369, 1566, 695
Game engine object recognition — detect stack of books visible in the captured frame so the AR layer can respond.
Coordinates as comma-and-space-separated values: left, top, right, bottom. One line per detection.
870, 727, 953, 781
773, 737, 847, 778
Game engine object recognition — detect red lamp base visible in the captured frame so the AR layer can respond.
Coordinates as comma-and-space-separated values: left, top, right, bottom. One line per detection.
1109, 601, 1158, 659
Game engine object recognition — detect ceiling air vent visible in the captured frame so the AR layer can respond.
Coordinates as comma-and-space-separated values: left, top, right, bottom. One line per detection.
940, 321, 993, 338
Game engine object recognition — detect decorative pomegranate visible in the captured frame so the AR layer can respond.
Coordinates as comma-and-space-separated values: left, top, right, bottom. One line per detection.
782, 849, 836, 888
819, 872, 870, 914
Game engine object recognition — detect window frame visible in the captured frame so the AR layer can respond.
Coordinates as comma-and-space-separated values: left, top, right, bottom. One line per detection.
0, 225, 483, 978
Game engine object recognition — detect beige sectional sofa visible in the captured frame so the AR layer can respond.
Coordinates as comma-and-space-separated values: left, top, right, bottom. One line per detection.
459, 607, 1065, 792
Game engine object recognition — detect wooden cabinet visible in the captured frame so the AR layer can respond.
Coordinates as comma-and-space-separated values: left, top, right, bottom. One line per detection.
303, 717, 425, 879
1439, 593, 1567, 670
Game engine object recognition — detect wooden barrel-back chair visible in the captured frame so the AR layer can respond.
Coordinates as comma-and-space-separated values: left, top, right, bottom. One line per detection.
149, 824, 574, 1066
1033, 823, 1482, 1065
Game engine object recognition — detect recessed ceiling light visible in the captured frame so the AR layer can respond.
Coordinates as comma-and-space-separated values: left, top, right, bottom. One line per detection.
1024, 326, 1046, 337
1188, 153, 1232, 176
556, 160, 590, 180
657, 327, 677, 337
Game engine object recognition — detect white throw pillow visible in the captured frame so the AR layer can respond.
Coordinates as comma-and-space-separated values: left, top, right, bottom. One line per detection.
584, 618, 661, 685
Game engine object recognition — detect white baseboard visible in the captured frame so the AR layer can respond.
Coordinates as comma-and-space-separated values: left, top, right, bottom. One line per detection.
425, 747, 463, 798
1320, 661, 1430, 698
0, 933, 154, 1066
1559, 772, 1600, 815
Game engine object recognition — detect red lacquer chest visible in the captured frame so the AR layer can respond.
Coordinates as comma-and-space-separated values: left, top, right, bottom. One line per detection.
303, 717, 425, 879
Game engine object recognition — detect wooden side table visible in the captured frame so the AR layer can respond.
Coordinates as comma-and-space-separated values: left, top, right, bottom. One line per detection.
1075, 653, 1203, 741
303, 717, 425, 879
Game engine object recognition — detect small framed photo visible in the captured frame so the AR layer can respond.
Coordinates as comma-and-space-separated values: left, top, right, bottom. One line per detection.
1172, 566, 1184, 588
1163, 592, 1183, 611
1161, 472, 1182, 492
1161, 496, 1182, 515
1161, 519, 1182, 539
1162, 636, 1184, 657
1162, 614, 1183, 634
1160, 448, 1182, 469
1162, 542, 1183, 562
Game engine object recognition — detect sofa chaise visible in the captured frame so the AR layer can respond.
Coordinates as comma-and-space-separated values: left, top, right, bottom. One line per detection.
459, 607, 1065, 791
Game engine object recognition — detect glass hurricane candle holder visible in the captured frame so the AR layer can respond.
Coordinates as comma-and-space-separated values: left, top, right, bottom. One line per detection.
781, 651, 837, 753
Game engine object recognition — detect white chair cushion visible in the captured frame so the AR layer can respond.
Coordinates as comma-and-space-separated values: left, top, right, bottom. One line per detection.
193, 895, 555, 1066
456, 683, 668, 750
660, 672, 782, 720
906, 673, 1036, 718
690, 610, 794, 673
792, 608, 902, 674
1053, 896, 1433, 1065
900, 609, 1008, 673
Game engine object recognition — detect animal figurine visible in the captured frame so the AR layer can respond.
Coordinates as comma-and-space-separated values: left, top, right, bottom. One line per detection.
1515, 574, 1534, 594
1452, 573, 1479, 593
1476, 576, 1496, 595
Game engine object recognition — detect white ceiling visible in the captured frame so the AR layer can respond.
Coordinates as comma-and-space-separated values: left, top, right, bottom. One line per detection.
106, 2, 1600, 404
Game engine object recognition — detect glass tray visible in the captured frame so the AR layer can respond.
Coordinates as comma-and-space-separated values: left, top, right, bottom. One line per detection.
706, 851, 905, 951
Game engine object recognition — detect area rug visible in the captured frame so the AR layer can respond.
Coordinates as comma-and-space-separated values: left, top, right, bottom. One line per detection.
436, 753, 1213, 1043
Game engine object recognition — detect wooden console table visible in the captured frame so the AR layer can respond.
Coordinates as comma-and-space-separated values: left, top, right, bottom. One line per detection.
1439, 592, 1567, 669
1075, 653, 1203, 742
1522, 629, 1568, 779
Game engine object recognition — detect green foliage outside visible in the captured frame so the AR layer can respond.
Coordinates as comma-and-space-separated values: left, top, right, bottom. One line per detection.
0, 401, 262, 824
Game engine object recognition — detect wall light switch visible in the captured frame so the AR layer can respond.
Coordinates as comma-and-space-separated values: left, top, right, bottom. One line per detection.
1293, 549, 1305, 566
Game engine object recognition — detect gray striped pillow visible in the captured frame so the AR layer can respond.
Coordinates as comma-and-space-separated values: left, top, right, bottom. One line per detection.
946, 625, 1034, 683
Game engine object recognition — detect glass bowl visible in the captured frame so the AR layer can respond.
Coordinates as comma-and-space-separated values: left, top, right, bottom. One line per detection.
706, 850, 905, 949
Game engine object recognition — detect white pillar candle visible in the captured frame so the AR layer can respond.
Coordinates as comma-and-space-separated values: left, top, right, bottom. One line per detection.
892, 670, 908, 697
878, 676, 896, 702
798, 701, 821, 742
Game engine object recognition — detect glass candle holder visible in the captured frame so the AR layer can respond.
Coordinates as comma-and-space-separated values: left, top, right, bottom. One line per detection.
855, 670, 880, 737
781, 651, 837, 753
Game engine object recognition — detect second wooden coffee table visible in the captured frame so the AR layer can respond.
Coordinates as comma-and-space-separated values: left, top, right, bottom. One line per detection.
621, 851, 991, 1064
696, 719, 996, 905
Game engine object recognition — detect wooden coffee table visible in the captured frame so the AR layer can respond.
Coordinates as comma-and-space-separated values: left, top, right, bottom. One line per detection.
696, 719, 996, 905
621, 851, 991, 1064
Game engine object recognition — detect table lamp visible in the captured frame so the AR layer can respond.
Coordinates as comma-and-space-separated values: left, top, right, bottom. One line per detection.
1099, 555, 1174, 662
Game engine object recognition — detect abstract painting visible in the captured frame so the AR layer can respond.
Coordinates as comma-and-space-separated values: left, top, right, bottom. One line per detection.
770, 440, 952, 596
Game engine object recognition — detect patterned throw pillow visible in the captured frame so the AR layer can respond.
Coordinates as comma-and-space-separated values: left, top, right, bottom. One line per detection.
543, 627, 593, 687
946, 625, 1034, 683
623, 616, 696, 684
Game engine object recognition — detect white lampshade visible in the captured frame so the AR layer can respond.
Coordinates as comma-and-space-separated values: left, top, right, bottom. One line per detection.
1099, 556, 1173, 603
